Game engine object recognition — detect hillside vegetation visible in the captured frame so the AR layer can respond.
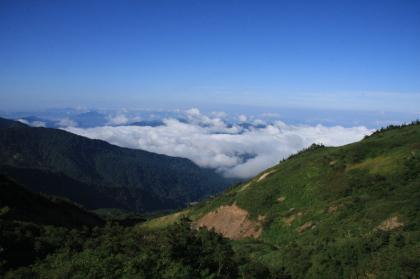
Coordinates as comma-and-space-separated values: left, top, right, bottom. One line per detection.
0, 118, 234, 212
0, 176, 256, 278
1, 120, 419, 278
149, 120, 420, 278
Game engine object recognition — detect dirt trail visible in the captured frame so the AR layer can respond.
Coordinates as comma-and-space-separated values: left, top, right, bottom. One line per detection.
241, 169, 277, 191
257, 169, 277, 182
194, 203, 263, 240
240, 182, 252, 191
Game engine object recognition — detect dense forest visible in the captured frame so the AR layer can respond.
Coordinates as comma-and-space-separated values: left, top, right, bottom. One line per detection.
0, 117, 235, 212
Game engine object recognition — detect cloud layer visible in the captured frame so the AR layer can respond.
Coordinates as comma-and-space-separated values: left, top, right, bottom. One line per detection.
63, 109, 372, 179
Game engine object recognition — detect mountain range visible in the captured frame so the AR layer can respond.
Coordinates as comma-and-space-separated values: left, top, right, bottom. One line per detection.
1, 118, 419, 278
0, 117, 235, 213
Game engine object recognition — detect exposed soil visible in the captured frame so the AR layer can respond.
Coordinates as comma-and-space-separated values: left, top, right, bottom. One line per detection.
240, 182, 252, 191
297, 221, 313, 232
257, 169, 277, 182
277, 197, 285, 201
194, 203, 263, 240
328, 204, 343, 212
283, 215, 296, 226
240, 169, 277, 192
375, 216, 404, 231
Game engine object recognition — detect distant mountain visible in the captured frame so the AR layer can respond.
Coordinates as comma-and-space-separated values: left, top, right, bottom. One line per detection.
129, 119, 188, 127
70, 111, 108, 127
129, 120, 165, 127
0, 118, 235, 212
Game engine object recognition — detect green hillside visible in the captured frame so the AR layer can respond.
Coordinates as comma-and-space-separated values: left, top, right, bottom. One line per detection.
1, 120, 419, 278
0, 118, 235, 212
182, 120, 420, 278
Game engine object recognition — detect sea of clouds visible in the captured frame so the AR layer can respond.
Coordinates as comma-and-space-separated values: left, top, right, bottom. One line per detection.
63, 109, 373, 179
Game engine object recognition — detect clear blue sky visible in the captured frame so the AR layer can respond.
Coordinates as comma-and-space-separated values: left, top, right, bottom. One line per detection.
1, 0, 419, 114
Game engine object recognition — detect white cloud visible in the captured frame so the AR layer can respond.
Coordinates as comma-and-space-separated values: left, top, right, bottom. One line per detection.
17, 119, 30, 125
18, 119, 46, 127
252, 119, 267, 126
238, 115, 247, 122
31, 121, 46, 127
211, 111, 228, 118
106, 114, 129, 125
58, 118, 78, 127
63, 111, 373, 179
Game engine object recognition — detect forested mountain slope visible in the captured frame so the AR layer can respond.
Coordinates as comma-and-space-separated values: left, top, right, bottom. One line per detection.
0, 165, 133, 211
153, 121, 420, 278
0, 117, 28, 128
0, 118, 234, 212
0, 173, 105, 229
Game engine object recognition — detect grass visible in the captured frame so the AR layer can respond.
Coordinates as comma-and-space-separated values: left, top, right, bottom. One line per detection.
179, 121, 420, 278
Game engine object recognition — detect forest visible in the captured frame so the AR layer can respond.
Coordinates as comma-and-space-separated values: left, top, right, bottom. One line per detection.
0, 117, 235, 213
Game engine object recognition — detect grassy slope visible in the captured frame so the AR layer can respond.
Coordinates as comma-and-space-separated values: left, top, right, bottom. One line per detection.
179, 122, 420, 278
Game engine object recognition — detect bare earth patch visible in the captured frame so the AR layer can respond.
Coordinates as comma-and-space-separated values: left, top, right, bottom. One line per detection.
240, 169, 277, 192
283, 215, 296, 226
297, 221, 313, 232
194, 203, 263, 240
240, 183, 252, 191
257, 169, 277, 182
375, 216, 404, 231
328, 204, 343, 213
277, 197, 285, 201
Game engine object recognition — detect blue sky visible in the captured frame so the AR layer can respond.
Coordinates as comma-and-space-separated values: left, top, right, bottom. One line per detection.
1, 0, 419, 119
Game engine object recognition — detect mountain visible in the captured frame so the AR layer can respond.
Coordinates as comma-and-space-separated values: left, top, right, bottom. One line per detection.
0, 173, 107, 273
0, 117, 235, 212
147, 120, 420, 278
69, 111, 108, 127
0, 173, 105, 229
1, 120, 419, 278
129, 120, 165, 127
0, 117, 29, 128
0, 165, 130, 210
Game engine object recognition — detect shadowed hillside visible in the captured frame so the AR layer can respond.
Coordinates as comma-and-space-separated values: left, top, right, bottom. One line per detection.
0, 117, 235, 212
